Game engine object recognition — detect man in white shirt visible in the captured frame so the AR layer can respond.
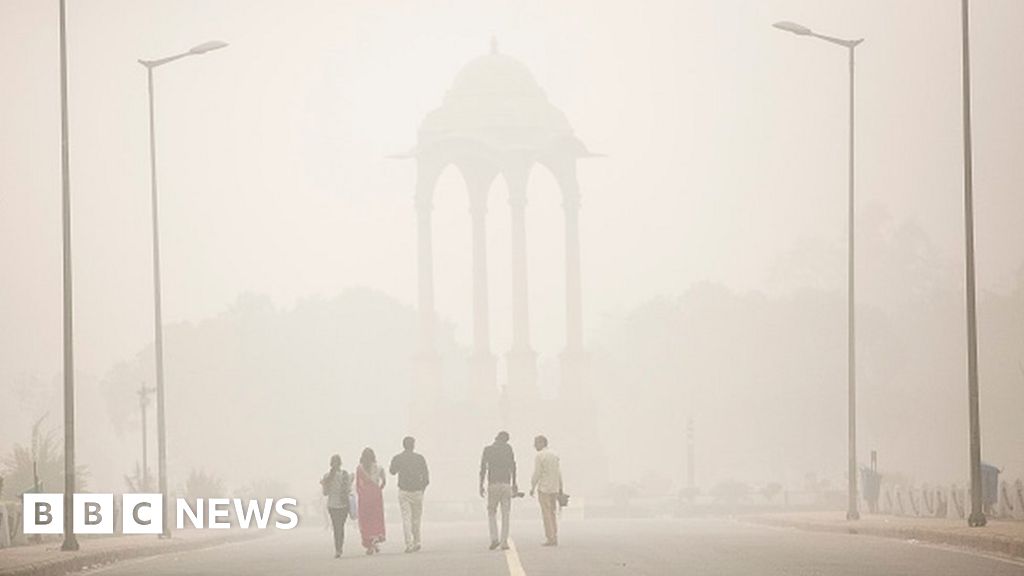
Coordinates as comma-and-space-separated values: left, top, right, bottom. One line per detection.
529, 435, 563, 546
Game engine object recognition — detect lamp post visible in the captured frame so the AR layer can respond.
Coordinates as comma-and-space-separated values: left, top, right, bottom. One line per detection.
959, 0, 986, 528
774, 20, 864, 521
57, 0, 79, 552
139, 39, 228, 537
138, 383, 155, 491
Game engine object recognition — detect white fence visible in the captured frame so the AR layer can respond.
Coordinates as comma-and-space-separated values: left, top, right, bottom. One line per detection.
879, 479, 1024, 521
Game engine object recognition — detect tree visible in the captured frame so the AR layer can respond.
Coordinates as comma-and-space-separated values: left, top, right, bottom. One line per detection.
711, 481, 751, 505
183, 469, 224, 502
124, 462, 154, 493
1, 415, 88, 496
762, 482, 783, 502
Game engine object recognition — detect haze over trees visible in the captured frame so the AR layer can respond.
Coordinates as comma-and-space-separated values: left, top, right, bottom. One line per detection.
50, 213, 1016, 501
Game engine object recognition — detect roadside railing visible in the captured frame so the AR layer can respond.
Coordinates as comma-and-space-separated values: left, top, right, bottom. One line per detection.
878, 478, 1024, 521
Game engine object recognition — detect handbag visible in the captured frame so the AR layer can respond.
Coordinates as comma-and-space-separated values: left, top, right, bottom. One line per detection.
348, 493, 358, 520
346, 471, 358, 519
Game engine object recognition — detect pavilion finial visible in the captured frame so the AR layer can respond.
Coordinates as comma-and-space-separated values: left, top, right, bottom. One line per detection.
490, 36, 499, 55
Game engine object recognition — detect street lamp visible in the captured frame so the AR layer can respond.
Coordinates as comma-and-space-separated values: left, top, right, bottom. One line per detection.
58, 0, 78, 553
774, 20, 864, 521
137, 383, 155, 491
959, 0, 986, 528
139, 39, 228, 538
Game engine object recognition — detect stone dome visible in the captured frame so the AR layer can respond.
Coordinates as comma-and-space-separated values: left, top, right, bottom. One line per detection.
416, 42, 587, 158
447, 52, 546, 100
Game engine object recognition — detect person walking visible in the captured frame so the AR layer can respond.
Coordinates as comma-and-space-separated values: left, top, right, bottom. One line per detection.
320, 454, 353, 558
389, 436, 429, 553
530, 435, 563, 546
480, 431, 518, 551
357, 447, 387, 555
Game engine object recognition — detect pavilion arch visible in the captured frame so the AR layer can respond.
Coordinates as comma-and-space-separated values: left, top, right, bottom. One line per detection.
395, 40, 598, 406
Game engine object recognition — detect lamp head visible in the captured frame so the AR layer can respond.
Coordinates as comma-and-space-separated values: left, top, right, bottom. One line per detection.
773, 21, 813, 36
189, 40, 229, 55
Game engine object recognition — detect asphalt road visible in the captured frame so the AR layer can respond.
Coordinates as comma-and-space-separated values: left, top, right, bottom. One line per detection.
89, 518, 1024, 576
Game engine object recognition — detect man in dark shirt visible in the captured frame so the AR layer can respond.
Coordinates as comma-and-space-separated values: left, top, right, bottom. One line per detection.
479, 431, 518, 550
390, 436, 429, 552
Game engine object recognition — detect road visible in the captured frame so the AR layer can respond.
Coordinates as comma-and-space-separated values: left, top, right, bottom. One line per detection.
90, 518, 1024, 575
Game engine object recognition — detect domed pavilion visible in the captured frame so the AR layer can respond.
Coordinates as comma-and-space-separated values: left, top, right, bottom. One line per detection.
398, 39, 596, 413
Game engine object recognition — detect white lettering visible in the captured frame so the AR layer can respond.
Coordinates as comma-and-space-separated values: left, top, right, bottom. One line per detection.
233, 498, 273, 529
208, 498, 231, 529
274, 498, 299, 530
176, 498, 204, 529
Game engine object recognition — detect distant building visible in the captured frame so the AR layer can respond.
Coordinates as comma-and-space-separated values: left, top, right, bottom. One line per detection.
394, 40, 604, 495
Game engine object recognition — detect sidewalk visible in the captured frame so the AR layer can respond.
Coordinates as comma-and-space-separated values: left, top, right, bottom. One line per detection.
0, 530, 265, 576
747, 511, 1024, 560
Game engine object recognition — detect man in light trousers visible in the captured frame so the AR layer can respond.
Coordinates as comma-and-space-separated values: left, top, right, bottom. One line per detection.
530, 434, 563, 546
389, 436, 429, 553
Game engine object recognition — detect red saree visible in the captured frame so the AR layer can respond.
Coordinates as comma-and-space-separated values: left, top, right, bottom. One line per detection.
357, 464, 386, 548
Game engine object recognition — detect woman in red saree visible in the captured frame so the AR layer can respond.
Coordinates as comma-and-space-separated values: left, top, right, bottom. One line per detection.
357, 447, 387, 554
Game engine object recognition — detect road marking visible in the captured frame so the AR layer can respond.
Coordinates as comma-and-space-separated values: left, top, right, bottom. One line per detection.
504, 539, 527, 576
86, 537, 259, 574
742, 519, 1024, 568
908, 539, 1024, 568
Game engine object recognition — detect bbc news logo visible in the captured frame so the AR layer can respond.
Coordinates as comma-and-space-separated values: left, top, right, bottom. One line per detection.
23, 494, 299, 534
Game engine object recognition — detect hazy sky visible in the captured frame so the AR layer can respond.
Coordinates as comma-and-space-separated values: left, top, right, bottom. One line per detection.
2, 0, 1022, 386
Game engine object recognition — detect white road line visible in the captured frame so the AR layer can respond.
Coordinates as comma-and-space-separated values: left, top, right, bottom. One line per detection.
908, 540, 1024, 568
741, 519, 1024, 568
85, 537, 258, 574
504, 539, 527, 576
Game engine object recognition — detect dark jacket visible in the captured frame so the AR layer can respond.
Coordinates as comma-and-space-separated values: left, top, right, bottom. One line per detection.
389, 450, 430, 492
480, 442, 517, 486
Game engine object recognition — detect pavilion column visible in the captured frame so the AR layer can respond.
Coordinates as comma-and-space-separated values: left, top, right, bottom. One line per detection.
468, 179, 496, 394
561, 177, 584, 392
412, 172, 441, 432
506, 170, 537, 393
415, 194, 436, 357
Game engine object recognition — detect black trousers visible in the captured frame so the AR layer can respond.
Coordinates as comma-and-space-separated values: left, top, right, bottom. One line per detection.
328, 507, 348, 554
